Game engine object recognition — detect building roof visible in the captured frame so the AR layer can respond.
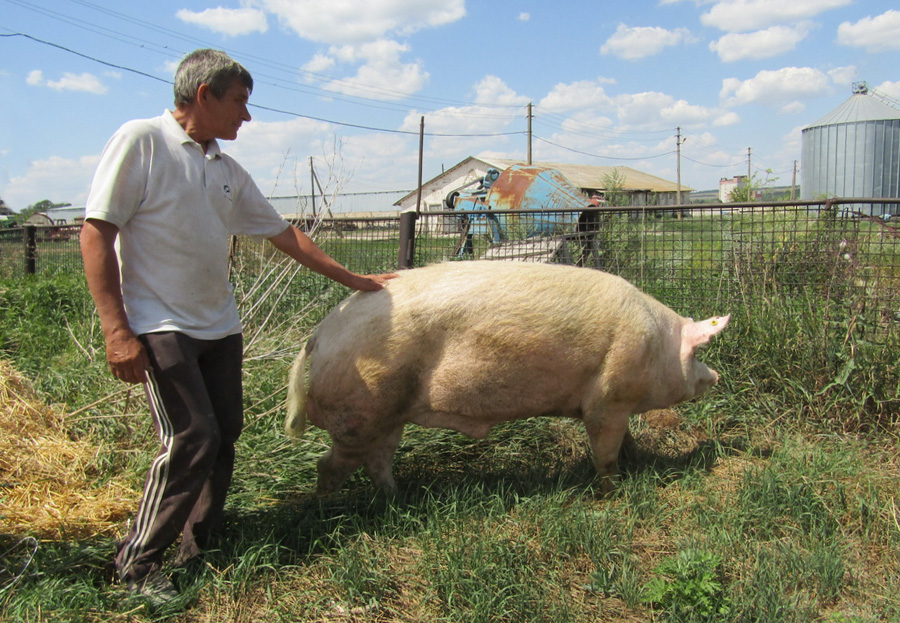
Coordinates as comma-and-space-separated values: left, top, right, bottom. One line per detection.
486, 158, 690, 192
805, 92, 900, 129
395, 156, 689, 206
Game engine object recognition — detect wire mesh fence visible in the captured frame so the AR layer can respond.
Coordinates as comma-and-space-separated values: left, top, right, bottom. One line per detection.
410, 200, 899, 343
1, 200, 897, 343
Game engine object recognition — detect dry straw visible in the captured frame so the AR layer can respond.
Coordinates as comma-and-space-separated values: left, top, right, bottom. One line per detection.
0, 360, 137, 540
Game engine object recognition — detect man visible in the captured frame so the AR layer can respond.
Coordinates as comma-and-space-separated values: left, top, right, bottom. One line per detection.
80, 48, 395, 606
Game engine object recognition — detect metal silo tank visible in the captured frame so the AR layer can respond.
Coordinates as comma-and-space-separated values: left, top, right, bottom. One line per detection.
801, 84, 900, 216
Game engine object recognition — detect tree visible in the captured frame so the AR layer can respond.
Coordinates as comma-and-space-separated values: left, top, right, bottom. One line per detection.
728, 170, 778, 203
600, 168, 629, 207
16, 199, 72, 224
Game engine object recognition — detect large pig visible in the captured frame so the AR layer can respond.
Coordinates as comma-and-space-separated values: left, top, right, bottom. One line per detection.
286, 261, 729, 494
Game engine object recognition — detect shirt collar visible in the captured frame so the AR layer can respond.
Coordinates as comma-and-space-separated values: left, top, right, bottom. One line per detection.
162, 109, 221, 158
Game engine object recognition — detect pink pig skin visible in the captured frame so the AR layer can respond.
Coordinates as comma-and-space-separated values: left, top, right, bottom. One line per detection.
286, 261, 729, 495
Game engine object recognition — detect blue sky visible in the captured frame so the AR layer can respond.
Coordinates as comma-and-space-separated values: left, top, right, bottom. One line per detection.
1, 0, 899, 211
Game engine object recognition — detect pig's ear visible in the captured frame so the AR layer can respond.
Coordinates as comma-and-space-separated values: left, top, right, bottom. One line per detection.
682, 315, 730, 350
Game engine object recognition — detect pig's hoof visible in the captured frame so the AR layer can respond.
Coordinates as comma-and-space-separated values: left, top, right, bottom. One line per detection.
596, 474, 620, 497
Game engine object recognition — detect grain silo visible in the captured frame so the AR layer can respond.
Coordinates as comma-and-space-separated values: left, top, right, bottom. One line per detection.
801, 83, 900, 215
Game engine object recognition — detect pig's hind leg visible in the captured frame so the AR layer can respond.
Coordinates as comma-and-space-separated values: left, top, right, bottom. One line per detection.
317, 426, 404, 495
363, 425, 404, 495
316, 444, 363, 495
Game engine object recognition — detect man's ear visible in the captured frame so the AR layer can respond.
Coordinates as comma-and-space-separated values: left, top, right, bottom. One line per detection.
196, 83, 211, 107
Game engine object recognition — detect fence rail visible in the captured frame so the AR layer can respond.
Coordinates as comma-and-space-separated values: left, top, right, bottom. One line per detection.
2, 199, 898, 343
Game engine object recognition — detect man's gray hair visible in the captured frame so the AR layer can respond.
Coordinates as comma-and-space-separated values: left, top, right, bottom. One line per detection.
173, 49, 253, 107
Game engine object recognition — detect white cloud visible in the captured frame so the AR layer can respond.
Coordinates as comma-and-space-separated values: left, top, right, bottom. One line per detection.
837, 10, 900, 53
875, 81, 900, 99
406, 104, 517, 160
337, 132, 417, 190
316, 40, 429, 100
827, 66, 857, 87
600, 24, 696, 60
175, 7, 268, 36
226, 116, 333, 193
701, 0, 852, 33
720, 67, 832, 109
27, 70, 109, 94
615, 91, 716, 128
257, 1, 466, 101
396, 77, 528, 159
0, 155, 99, 209
538, 79, 616, 113
472, 76, 529, 107
781, 125, 804, 157
539, 79, 720, 133
162, 60, 181, 77
302, 54, 336, 76
780, 101, 805, 114
558, 112, 616, 135
709, 23, 812, 61
518, 13, 530, 22
51, 72, 108, 94
713, 112, 740, 126
259, 0, 465, 45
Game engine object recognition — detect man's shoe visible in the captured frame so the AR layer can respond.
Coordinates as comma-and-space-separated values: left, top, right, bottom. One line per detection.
127, 571, 179, 608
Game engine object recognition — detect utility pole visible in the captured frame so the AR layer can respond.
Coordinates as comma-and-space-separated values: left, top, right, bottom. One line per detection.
790, 160, 798, 201
526, 103, 533, 165
746, 147, 752, 200
675, 127, 685, 206
309, 156, 316, 217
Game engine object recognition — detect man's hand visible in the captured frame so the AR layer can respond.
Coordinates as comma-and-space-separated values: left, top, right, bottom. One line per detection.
269, 226, 400, 291
351, 272, 399, 291
105, 328, 151, 384
81, 218, 150, 384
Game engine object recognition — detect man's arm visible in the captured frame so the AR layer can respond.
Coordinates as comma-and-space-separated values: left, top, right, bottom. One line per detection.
268, 225, 397, 291
80, 218, 150, 384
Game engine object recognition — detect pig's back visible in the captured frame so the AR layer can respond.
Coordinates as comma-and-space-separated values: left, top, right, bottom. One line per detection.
310, 261, 670, 366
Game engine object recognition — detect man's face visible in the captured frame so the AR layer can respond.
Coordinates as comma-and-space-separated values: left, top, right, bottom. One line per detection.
202, 78, 252, 141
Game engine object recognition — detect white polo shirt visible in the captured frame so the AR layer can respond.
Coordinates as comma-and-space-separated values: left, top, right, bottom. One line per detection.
85, 110, 290, 340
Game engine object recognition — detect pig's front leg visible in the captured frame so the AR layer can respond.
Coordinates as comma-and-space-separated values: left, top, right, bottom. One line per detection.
583, 408, 632, 494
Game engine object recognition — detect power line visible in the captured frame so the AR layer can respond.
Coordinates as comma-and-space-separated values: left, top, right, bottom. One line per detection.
533, 136, 674, 161
532, 109, 674, 146
251, 102, 524, 138
3, 3, 801, 183
0, 32, 170, 84
681, 154, 746, 168
1, 31, 526, 139
6, 0, 526, 113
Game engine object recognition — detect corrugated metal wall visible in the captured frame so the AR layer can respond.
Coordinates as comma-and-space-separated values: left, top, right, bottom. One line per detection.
801, 117, 900, 215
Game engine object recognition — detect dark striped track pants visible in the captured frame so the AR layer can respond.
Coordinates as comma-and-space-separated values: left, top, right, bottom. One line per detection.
115, 332, 243, 583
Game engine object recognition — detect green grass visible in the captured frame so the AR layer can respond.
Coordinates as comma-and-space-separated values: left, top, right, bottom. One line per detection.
1, 213, 899, 621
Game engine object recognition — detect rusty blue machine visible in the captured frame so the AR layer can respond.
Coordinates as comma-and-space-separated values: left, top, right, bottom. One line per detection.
445, 164, 596, 257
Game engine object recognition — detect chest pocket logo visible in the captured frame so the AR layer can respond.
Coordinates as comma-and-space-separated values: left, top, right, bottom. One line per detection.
223, 184, 232, 202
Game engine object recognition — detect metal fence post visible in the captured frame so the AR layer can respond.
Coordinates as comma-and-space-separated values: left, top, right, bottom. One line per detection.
397, 210, 417, 270
24, 225, 36, 275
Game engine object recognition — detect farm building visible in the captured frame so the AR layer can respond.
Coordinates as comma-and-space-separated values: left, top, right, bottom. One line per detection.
801, 82, 900, 214
394, 156, 690, 214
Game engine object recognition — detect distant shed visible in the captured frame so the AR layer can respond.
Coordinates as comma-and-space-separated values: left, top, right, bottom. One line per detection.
394, 156, 689, 213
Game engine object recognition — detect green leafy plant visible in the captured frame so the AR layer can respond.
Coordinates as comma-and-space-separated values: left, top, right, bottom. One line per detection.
642, 548, 731, 622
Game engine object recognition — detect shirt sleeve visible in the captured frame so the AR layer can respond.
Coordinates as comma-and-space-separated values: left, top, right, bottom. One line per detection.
224, 155, 290, 240
84, 121, 149, 228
